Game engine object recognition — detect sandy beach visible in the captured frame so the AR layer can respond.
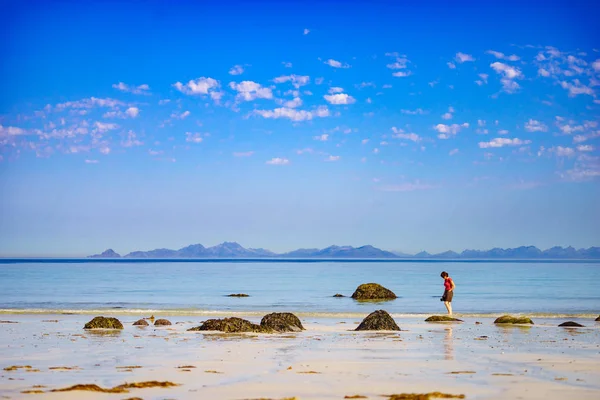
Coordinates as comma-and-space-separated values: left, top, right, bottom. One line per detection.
1, 313, 599, 400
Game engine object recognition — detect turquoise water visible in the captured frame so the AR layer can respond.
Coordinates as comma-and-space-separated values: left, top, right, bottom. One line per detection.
0, 260, 599, 316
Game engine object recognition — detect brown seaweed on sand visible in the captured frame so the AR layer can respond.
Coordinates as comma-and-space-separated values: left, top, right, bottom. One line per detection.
115, 381, 179, 389
425, 316, 463, 322
383, 393, 465, 400
154, 319, 172, 326
344, 396, 367, 399
133, 319, 149, 326
260, 312, 304, 332
227, 293, 250, 297
351, 283, 397, 300
188, 317, 267, 333
4, 365, 33, 371
493, 315, 533, 324
51, 384, 128, 393
21, 390, 45, 394
83, 316, 124, 329
355, 310, 400, 331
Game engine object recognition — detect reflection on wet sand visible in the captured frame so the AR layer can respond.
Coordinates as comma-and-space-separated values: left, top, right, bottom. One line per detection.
444, 327, 454, 360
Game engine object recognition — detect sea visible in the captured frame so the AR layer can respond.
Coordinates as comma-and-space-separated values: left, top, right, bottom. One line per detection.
0, 259, 599, 318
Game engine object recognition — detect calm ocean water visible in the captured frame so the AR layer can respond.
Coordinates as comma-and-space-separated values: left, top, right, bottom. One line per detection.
0, 260, 599, 317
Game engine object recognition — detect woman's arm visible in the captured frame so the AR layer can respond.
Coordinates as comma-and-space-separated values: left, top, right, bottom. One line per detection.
450, 279, 456, 291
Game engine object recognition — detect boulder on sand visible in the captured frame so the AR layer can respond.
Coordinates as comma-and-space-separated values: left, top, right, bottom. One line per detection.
355, 310, 400, 331
260, 312, 304, 332
84, 316, 123, 330
596, 315, 600, 322
425, 315, 463, 322
351, 283, 397, 300
493, 315, 534, 325
558, 321, 584, 327
187, 317, 265, 333
133, 319, 149, 326
154, 319, 172, 326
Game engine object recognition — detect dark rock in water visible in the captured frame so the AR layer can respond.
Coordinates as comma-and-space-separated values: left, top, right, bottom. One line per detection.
351, 283, 397, 300
425, 315, 463, 322
355, 310, 400, 331
596, 315, 600, 321
260, 312, 304, 332
133, 319, 149, 326
558, 321, 584, 327
84, 316, 123, 329
333, 293, 345, 297
154, 319, 172, 326
187, 317, 265, 333
493, 315, 534, 324
227, 293, 249, 297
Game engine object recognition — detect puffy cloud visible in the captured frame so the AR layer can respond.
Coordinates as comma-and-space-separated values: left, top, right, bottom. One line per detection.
229, 81, 273, 101
441, 112, 452, 120
94, 121, 119, 132
486, 50, 520, 61
324, 59, 350, 68
273, 74, 310, 88
593, 59, 600, 72
551, 146, 575, 157
303, 28, 310, 35
228, 65, 244, 75
296, 148, 313, 155
0, 125, 26, 137
573, 131, 600, 143
392, 71, 411, 77
538, 68, 551, 77
328, 87, 344, 93
361, 139, 369, 144
475, 73, 489, 86
314, 134, 329, 141
391, 127, 421, 142
478, 138, 532, 148
324, 93, 356, 105
401, 108, 427, 115
185, 132, 204, 143
386, 58, 409, 70
490, 62, 523, 93
434, 123, 469, 139
577, 145, 594, 152
85, 159, 99, 164
447, 62, 456, 69
173, 77, 220, 96
560, 80, 594, 97
171, 110, 191, 119
233, 151, 254, 157
524, 119, 548, 132
121, 130, 143, 147
326, 155, 340, 162
282, 61, 293, 68
253, 106, 330, 121
283, 97, 302, 108
55, 97, 124, 110
455, 52, 475, 63
266, 157, 290, 165
125, 107, 139, 118
112, 82, 150, 95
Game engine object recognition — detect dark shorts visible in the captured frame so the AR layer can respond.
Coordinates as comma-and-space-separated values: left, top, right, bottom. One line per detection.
442, 290, 453, 302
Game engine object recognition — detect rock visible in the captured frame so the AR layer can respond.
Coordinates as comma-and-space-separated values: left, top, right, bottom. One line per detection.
558, 321, 584, 327
133, 319, 149, 326
425, 315, 463, 322
187, 317, 265, 333
493, 315, 534, 324
596, 315, 600, 321
227, 293, 249, 297
351, 283, 397, 300
333, 293, 345, 297
355, 310, 400, 331
84, 316, 123, 330
154, 319, 172, 326
260, 312, 304, 332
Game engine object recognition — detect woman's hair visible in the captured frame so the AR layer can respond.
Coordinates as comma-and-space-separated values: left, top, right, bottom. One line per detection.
440, 271, 449, 278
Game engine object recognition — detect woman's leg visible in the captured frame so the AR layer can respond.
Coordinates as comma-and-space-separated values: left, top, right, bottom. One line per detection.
444, 301, 452, 315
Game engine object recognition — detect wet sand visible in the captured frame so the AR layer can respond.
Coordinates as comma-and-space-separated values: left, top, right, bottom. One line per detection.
1, 314, 599, 399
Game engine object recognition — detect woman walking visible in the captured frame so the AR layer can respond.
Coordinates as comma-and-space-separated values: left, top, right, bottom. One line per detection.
440, 271, 455, 315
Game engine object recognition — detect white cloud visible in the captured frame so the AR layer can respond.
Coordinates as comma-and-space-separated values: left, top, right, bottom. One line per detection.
455, 52, 475, 63
560, 80, 594, 97
324, 93, 356, 105
577, 145, 594, 152
229, 80, 273, 101
326, 155, 340, 162
303, 28, 310, 35
441, 112, 452, 120
490, 62, 523, 93
55, 97, 124, 110
314, 134, 329, 141
233, 151, 254, 157
85, 159, 99, 164
449, 149, 459, 156
325, 59, 350, 68
392, 71, 411, 77
282, 61, 293, 68
94, 121, 119, 133
253, 106, 330, 121
273, 74, 310, 88
434, 123, 469, 139
266, 157, 290, 165
401, 108, 426, 115
361, 139, 369, 144
296, 148, 313, 155
0, 125, 26, 137
538, 68, 551, 77
386, 58, 409, 70
185, 132, 204, 143
121, 130, 143, 147
573, 131, 600, 143
447, 62, 456, 69
592, 59, 600, 72
524, 119, 548, 132
551, 146, 575, 157
475, 73, 489, 86
283, 97, 302, 108
228, 65, 244, 75
171, 110, 191, 120
392, 130, 421, 142
328, 87, 344, 93
173, 77, 220, 96
486, 50, 520, 61
478, 138, 532, 148
125, 107, 139, 118
498, 129, 509, 135
112, 82, 150, 95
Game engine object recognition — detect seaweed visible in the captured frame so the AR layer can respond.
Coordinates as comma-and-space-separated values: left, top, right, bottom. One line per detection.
425, 316, 463, 322
383, 393, 465, 400
188, 317, 266, 333
154, 319, 172, 326
260, 312, 304, 332
493, 315, 533, 324
51, 384, 127, 393
83, 316, 124, 329
351, 283, 397, 300
355, 310, 400, 331
133, 319, 149, 326
115, 381, 179, 389
227, 293, 250, 297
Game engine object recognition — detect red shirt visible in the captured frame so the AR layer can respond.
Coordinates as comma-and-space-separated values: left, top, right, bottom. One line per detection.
444, 278, 453, 291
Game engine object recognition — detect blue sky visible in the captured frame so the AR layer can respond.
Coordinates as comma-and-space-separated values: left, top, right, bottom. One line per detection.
1, 0, 599, 256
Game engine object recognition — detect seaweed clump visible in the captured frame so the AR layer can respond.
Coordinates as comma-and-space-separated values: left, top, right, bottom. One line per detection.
133, 319, 149, 326
558, 321, 584, 327
51, 381, 178, 393
154, 319, 172, 326
384, 393, 465, 400
83, 316, 123, 330
425, 315, 463, 322
187, 317, 266, 333
355, 310, 400, 331
260, 312, 305, 332
595, 315, 600, 321
493, 315, 533, 324
227, 293, 249, 297
351, 283, 397, 300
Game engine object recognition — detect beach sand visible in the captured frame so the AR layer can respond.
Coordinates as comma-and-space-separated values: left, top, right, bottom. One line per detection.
1, 314, 599, 399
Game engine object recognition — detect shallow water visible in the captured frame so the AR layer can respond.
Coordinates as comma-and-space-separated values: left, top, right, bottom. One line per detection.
1, 260, 599, 316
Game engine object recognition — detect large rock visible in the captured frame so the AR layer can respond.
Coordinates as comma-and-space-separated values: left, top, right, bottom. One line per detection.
260, 312, 304, 332
154, 319, 172, 326
84, 316, 123, 330
133, 319, 149, 326
558, 321, 584, 327
351, 283, 397, 300
355, 310, 400, 331
425, 315, 463, 322
596, 315, 600, 321
187, 317, 265, 333
493, 315, 534, 324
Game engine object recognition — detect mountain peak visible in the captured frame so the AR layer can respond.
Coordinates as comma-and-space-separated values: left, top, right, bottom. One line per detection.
89, 249, 121, 258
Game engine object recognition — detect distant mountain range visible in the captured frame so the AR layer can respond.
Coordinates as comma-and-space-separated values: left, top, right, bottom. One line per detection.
89, 243, 600, 259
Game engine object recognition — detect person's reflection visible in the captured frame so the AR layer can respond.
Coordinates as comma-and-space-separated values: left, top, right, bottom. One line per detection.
444, 327, 454, 360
